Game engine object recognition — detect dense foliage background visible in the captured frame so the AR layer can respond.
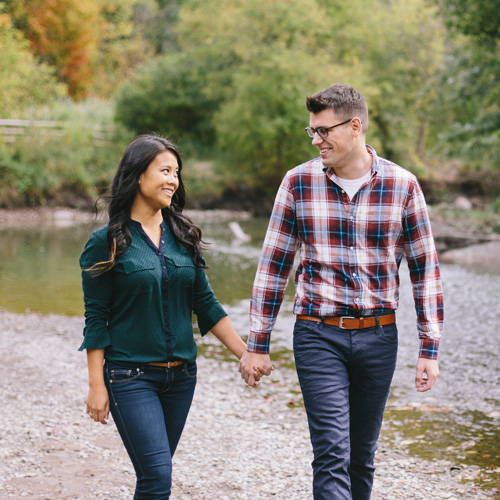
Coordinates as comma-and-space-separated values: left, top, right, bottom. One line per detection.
0, 0, 499, 211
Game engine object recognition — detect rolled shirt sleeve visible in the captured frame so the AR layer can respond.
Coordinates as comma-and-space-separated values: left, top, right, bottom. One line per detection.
79, 231, 113, 350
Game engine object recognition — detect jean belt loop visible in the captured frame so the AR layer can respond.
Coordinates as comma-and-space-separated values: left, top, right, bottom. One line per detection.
320, 316, 326, 326
375, 315, 380, 333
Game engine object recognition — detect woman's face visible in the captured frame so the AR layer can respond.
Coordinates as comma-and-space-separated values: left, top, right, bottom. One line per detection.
135, 150, 180, 211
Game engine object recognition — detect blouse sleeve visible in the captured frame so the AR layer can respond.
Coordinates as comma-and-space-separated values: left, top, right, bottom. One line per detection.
78, 231, 113, 350
192, 262, 227, 336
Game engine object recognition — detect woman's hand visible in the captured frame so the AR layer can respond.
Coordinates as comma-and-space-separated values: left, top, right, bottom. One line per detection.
86, 385, 109, 424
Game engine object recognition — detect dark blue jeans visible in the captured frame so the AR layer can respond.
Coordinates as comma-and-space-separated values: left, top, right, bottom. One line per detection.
104, 361, 197, 500
293, 319, 398, 500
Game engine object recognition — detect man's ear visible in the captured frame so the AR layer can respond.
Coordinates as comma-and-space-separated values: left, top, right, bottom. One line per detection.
351, 117, 363, 137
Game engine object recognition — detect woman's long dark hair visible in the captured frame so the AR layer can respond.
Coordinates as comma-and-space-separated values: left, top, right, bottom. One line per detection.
88, 134, 205, 274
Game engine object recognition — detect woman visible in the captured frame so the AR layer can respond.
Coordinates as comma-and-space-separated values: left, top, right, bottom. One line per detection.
80, 134, 255, 499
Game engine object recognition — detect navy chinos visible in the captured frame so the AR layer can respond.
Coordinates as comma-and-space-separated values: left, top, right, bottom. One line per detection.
293, 318, 398, 500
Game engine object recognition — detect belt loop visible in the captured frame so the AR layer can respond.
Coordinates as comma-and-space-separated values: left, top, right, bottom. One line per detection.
375, 316, 380, 333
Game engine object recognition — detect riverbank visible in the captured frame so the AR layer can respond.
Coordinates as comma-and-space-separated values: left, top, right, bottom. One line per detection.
0, 207, 253, 230
1, 203, 499, 245
0, 309, 494, 500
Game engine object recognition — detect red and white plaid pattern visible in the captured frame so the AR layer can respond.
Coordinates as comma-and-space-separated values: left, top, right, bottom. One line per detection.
248, 146, 443, 359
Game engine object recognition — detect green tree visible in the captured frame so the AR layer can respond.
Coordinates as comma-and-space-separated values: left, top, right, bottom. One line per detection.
114, 51, 220, 152
91, 0, 154, 98
439, 0, 500, 42
331, 0, 448, 176
0, 17, 66, 117
116, 0, 454, 199
436, 0, 500, 191
175, 0, 342, 194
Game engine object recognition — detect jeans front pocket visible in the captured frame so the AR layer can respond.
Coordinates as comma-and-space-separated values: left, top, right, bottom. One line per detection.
108, 365, 142, 384
182, 362, 197, 380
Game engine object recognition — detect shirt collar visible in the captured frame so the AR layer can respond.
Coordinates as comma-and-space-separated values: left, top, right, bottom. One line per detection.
320, 144, 379, 178
366, 145, 379, 174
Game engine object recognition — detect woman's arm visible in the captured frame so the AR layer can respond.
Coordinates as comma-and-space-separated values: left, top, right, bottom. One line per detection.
209, 316, 246, 360
209, 316, 267, 388
86, 348, 109, 425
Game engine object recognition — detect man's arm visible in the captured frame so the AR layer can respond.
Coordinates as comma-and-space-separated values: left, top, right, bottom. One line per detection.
240, 173, 298, 384
403, 180, 444, 391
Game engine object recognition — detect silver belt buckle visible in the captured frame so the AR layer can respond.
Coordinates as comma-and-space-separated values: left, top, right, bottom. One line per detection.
338, 316, 355, 329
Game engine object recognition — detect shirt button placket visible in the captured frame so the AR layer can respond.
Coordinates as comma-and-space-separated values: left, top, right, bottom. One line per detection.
348, 211, 360, 307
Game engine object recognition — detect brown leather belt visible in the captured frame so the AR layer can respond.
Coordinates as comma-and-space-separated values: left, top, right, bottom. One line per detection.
147, 361, 184, 368
296, 313, 396, 330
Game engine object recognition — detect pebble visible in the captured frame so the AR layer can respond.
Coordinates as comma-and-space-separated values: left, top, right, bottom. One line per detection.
0, 309, 495, 499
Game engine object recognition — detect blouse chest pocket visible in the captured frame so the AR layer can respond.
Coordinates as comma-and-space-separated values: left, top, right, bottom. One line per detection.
114, 260, 157, 295
167, 252, 196, 289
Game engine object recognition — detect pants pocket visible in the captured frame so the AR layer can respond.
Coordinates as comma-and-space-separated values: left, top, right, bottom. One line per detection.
107, 366, 142, 384
182, 362, 197, 380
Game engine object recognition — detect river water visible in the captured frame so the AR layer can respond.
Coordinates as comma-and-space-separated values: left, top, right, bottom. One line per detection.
1, 215, 499, 491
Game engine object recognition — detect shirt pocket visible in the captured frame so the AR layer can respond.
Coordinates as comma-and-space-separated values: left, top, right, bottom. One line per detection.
114, 260, 157, 295
167, 252, 196, 290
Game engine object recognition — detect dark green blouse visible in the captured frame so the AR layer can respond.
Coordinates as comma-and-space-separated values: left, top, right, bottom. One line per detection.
79, 221, 226, 364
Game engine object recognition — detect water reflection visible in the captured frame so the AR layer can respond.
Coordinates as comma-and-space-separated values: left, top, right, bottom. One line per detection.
0, 224, 94, 316
0, 217, 294, 317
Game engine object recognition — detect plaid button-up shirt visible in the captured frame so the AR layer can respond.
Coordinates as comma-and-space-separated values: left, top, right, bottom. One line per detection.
248, 146, 443, 359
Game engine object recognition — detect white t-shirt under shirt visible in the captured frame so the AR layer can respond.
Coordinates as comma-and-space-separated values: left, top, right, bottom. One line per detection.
328, 170, 372, 200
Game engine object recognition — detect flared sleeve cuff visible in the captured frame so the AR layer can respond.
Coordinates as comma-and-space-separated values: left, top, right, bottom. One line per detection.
78, 328, 112, 351
196, 303, 227, 336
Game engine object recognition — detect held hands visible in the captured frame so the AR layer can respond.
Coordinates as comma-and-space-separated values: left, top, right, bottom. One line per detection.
415, 358, 439, 392
239, 351, 274, 388
86, 385, 110, 425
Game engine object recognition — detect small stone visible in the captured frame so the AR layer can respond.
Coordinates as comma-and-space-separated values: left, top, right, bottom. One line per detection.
453, 196, 473, 210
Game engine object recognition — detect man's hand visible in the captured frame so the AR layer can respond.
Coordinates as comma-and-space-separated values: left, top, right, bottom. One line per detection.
239, 351, 273, 388
415, 358, 439, 392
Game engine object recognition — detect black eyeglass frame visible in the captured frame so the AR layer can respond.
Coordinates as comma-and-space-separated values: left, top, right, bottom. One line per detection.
305, 118, 353, 138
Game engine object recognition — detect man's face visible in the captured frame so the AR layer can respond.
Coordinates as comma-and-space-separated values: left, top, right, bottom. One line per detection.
309, 109, 354, 170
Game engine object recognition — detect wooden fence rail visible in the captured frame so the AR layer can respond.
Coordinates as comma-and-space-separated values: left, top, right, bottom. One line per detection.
0, 119, 113, 145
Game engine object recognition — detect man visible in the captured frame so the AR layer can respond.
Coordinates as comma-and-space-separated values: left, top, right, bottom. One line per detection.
239, 83, 443, 500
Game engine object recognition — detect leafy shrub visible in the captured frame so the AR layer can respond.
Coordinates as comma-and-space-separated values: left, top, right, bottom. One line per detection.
0, 99, 132, 207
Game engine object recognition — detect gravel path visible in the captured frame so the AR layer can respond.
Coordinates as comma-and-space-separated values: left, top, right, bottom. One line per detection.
0, 310, 492, 499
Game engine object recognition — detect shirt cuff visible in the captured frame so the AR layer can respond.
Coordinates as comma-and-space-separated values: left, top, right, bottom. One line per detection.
78, 332, 111, 351
197, 304, 227, 336
418, 337, 440, 359
246, 332, 271, 354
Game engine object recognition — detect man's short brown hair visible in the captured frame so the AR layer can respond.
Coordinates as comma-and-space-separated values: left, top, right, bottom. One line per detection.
306, 83, 368, 134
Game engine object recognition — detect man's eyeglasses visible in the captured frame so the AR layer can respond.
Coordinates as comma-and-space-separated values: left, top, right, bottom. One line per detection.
305, 118, 353, 139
